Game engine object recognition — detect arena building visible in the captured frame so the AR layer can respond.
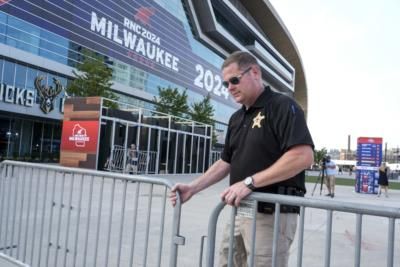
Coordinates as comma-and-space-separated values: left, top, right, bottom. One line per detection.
0, 0, 308, 167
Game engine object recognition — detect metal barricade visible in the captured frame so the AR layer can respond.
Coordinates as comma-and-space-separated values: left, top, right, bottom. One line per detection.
106, 146, 157, 174
0, 160, 184, 267
205, 192, 400, 267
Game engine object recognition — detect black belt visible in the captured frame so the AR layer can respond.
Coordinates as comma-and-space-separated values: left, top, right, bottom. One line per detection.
257, 186, 304, 214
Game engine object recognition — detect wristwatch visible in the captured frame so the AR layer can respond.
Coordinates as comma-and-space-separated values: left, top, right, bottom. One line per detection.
244, 176, 256, 190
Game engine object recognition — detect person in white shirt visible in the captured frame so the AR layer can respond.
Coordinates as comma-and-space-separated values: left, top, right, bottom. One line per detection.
324, 155, 337, 198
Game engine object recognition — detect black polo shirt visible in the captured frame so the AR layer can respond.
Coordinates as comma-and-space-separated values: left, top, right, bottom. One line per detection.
221, 86, 314, 193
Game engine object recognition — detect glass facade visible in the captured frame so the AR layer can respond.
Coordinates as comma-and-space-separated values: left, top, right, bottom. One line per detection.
0, 0, 235, 162
0, 3, 236, 119
0, 114, 60, 161
0, 56, 67, 160
0, 57, 68, 110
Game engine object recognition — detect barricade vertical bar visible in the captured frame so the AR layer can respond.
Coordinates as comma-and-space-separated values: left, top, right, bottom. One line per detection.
206, 202, 226, 267
296, 206, 305, 267
169, 191, 183, 267
62, 173, 76, 267
249, 200, 257, 267
387, 218, 395, 267
12, 166, 23, 257
37, 169, 50, 267
227, 207, 236, 267
272, 203, 281, 267
156, 187, 167, 267
9, 165, 20, 258
1, 164, 8, 253
116, 180, 128, 267
354, 214, 362, 267
142, 184, 154, 266
324, 210, 333, 267
1, 166, 9, 253
45, 170, 58, 267
0, 164, 7, 247
72, 173, 85, 267
2, 165, 9, 254
128, 183, 140, 267
82, 175, 95, 267
54, 172, 66, 267
199, 235, 207, 267
105, 178, 116, 267
23, 167, 34, 263
30, 168, 42, 263
93, 177, 105, 267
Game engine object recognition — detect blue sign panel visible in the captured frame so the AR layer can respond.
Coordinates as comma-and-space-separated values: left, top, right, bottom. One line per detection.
0, 0, 236, 107
355, 137, 382, 194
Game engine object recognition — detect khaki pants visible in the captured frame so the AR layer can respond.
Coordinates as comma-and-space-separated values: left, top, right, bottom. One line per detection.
325, 175, 335, 193
219, 212, 298, 267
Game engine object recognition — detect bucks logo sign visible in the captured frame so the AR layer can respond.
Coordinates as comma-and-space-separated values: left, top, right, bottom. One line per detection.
34, 76, 63, 114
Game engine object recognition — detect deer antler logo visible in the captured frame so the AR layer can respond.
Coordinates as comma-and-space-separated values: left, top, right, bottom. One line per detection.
35, 76, 63, 114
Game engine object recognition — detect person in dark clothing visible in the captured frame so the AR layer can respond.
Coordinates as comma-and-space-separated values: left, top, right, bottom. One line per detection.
378, 162, 389, 197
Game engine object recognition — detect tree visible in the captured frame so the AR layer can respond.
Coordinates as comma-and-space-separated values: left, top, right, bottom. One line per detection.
154, 86, 189, 118
314, 147, 328, 165
67, 49, 118, 107
190, 94, 217, 145
190, 93, 215, 126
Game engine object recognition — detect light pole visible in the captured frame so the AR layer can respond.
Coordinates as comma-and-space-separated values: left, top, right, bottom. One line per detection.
384, 142, 387, 163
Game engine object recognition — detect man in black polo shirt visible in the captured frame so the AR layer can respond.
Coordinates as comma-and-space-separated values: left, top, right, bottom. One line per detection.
170, 51, 314, 266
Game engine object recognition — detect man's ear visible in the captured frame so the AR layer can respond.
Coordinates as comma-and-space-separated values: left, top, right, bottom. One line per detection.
253, 65, 262, 79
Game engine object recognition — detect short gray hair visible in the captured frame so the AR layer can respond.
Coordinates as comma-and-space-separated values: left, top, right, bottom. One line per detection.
221, 51, 258, 70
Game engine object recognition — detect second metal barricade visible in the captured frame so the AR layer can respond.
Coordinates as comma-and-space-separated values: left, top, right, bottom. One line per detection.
0, 160, 184, 267
205, 192, 400, 267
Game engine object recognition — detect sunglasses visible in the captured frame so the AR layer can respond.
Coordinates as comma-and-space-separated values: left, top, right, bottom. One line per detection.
222, 66, 252, 88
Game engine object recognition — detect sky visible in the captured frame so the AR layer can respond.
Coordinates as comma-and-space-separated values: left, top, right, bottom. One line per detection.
268, 0, 400, 151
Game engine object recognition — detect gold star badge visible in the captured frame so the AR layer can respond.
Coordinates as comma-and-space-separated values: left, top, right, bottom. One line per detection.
252, 112, 265, 128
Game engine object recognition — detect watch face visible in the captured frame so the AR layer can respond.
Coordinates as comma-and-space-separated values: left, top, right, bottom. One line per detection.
245, 177, 252, 185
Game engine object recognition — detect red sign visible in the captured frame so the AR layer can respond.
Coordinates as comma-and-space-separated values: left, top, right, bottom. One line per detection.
134, 7, 156, 26
61, 121, 99, 152
357, 137, 383, 144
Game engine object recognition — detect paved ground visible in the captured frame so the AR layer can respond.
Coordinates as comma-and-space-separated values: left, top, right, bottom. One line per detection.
162, 174, 400, 267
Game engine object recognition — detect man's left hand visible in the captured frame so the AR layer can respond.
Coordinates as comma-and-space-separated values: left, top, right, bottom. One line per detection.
220, 181, 252, 207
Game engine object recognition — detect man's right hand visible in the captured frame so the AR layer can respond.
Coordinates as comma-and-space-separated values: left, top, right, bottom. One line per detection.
169, 183, 194, 207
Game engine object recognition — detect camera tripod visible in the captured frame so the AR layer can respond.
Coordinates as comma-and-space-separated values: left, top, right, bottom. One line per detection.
311, 164, 326, 196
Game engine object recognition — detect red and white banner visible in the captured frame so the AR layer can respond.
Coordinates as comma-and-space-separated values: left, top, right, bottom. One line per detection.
61, 121, 99, 152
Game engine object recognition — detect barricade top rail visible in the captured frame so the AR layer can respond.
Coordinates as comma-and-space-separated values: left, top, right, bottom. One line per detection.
0, 160, 174, 189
